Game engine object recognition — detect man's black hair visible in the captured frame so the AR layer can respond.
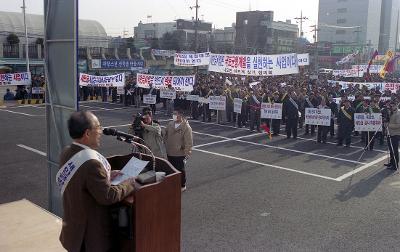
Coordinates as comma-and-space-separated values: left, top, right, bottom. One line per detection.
174, 107, 185, 116
67, 111, 95, 139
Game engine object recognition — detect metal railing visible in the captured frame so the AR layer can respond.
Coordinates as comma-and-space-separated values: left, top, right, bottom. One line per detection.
3, 44, 19, 58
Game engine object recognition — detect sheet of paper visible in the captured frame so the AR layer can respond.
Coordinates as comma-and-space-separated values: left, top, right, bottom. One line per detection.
111, 157, 149, 185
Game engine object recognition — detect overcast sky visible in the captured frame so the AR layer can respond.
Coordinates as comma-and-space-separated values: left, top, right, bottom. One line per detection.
1, 0, 318, 40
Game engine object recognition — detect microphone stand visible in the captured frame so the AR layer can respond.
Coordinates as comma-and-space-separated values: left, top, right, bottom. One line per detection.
115, 136, 156, 172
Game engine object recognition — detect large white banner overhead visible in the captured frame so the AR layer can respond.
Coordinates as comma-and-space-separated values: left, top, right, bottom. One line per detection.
79, 73, 125, 87
0, 72, 31, 86
297, 53, 310, 66
174, 52, 210, 66
136, 73, 195, 92
208, 53, 299, 76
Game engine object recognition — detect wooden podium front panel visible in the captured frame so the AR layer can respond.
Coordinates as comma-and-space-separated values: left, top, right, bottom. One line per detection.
134, 173, 181, 252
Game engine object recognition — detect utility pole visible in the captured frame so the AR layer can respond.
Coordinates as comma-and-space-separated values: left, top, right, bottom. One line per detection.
395, 10, 399, 52
190, 0, 200, 52
22, 0, 30, 73
294, 10, 308, 37
310, 24, 320, 74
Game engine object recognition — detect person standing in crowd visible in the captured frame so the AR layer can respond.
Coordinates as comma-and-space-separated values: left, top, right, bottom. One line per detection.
317, 98, 330, 143
146, 84, 157, 115
364, 99, 381, 150
202, 86, 213, 122
164, 108, 193, 191
386, 101, 400, 170
57, 111, 135, 252
337, 99, 355, 147
283, 90, 299, 139
3, 88, 15, 100
304, 92, 320, 135
138, 110, 167, 159
328, 95, 338, 138
249, 89, 261, 132
271, 91, 282, 135
190, 86, 201, 120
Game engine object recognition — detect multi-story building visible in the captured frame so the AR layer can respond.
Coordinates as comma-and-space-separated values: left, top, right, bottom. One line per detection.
235, 11, 298, 54
318, 0, 400, 53
133, 21, 177, 48
213, 26, 236, 53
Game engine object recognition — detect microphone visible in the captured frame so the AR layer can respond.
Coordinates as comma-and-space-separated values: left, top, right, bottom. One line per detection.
103, 128, 138, 140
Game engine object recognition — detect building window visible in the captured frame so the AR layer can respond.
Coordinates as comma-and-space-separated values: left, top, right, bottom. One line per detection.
336, 30, 346, 34
337, 19, 346, 24
337, 8, 347, 13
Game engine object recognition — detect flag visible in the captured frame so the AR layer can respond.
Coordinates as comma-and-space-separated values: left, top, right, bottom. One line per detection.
365, 50, 378, 81
380, 50, 394, 78
260, 123, 272, 140
384, 55, 400, 73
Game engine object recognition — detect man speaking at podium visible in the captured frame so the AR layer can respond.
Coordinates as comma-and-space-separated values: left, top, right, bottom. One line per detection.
56, 111, 135, 252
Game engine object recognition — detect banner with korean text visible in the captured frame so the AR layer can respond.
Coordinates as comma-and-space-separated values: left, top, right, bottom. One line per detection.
305, 108, 331, 126
332, 69, 363, 78
234, 98, 243, 113
79, 73, 125, 87
354, 113, 382, 131
209, 96, 226, 110
260, 103, 283, 119
208, 53, 299, 76
186, 95, 199, 101
0, 72, 31, 86
160, 89, 176, 99
136, 73, 195, 92
327, 80, 400, 93
143, 94, 157, 104
151, 49, 176, 57
297, 53, 310, 66
174, 52, 210, 66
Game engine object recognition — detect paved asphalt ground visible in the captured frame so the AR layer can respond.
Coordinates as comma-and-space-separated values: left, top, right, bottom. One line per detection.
1, 100, 400, 251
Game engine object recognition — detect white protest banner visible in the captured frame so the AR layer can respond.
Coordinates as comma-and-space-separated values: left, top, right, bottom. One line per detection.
332, 69, 363, 78
297, 53, 310, 66
160, 89, 176, 99
354, 113, 382, 132
198, 97, 209, 104
143, 94, 156, 104
209, 96, 226, 110
209, 53, 299, 76
234, 98, 243, 113
186, 95, 199, 101
136, 73, 195, 92
151, 49, 176, 57
0, 72, 31, 86
352, 65, 383, 74
260, 103, 283, 119
333, 98, 342, 104
383, 83, 400, 93
305, 108, 331, 126
117, 86, 125, 95
380, 97, 391, 102
328, 80, 400, 93
32, 87, 45, 94
174, 52, 210, 66
79, 73, 125, 87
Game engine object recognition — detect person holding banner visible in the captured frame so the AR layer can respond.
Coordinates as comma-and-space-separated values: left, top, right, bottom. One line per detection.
271, 92, 282, 135
337, 99, 355, 147
145, 85, 158, 115
304, 93, 320, 136
57, 111, 135, 252
328, 96, 338, 138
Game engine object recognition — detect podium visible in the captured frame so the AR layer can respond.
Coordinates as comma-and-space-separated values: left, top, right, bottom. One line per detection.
107, 153, 181, 252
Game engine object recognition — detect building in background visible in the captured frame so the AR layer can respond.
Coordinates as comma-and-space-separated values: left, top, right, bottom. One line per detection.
213, 26, 236, 53
133, 21, 177, 48
318, 0, 400, 54
235, 11, 298, 54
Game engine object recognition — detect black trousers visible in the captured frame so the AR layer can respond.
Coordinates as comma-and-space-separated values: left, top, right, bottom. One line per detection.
167, 156, 186, 187
330, 118, 335, 137
388, 135, 399, 169
249, 110, 260, 131
305, 124, 316, 134
286, 117, 298, 138
272, 119, 281, 135
203, 104, 211, 122
338, 126, 352, 146
317, 125, 329, 143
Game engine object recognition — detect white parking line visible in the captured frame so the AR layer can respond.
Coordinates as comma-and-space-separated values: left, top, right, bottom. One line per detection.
17, 144, 46, 156
0, 109, 40, 117
335, 154, 389, 181
193, 148, 339, 182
